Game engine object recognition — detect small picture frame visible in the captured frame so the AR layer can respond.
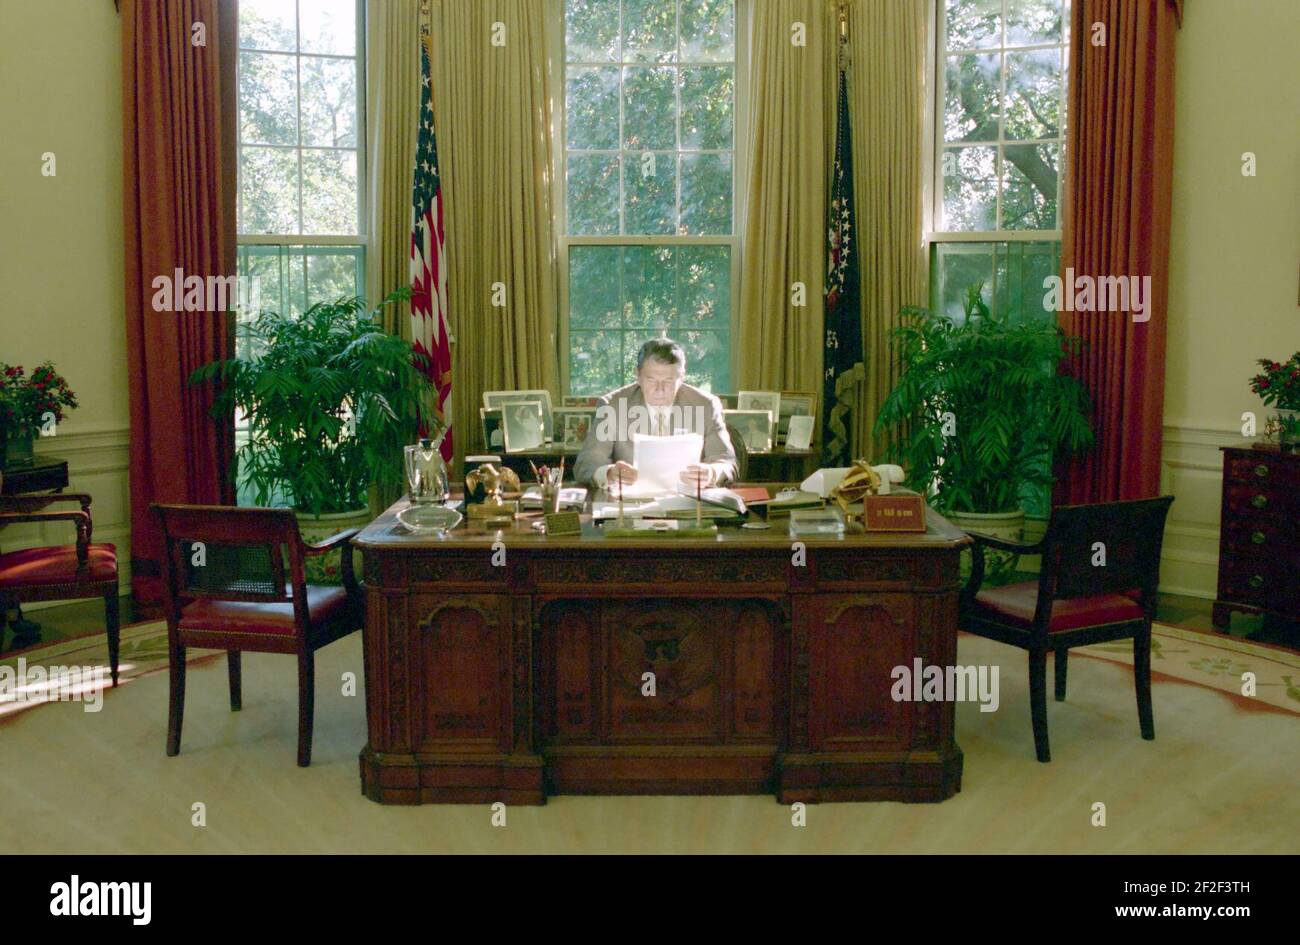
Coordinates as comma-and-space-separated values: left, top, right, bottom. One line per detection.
483, 389, 554, 441
480, 407, 504, 452
786, 415, 815, 451
554, 407, 596, 450
725, 409, 774, 453
562, 395, 602, 407
502, 400, 546, 452
737, 390, 781, 426
777, 390, 818, 444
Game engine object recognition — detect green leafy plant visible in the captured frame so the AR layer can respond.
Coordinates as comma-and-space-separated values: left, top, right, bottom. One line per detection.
192, 291, 437, 515
875, 283, 1094, 514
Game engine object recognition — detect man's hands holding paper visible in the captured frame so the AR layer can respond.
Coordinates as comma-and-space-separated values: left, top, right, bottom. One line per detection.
605, 461, 639, 488
678, 464, 713, 489
604, 460, 713, 490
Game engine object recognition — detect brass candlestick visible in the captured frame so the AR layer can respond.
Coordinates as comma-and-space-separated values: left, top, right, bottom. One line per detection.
617, 473, 624, 527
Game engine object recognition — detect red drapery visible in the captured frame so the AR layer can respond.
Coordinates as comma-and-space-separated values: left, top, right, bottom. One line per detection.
121, 0, 237, 603
1056, 0, 1182, 504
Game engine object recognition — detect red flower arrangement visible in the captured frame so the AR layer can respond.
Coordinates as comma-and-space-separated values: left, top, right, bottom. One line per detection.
1249, 353, 1300, 411
0, 362, 79, 437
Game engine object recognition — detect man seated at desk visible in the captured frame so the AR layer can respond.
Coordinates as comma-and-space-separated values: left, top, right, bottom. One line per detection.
573, 337, 738, 491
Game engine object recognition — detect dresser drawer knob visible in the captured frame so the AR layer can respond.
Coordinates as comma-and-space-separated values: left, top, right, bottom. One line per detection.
1250, 494, 1268, 509
1251, 530, 1266, 545
1248, 574, 1265, 589
1254, 464, 1269, 478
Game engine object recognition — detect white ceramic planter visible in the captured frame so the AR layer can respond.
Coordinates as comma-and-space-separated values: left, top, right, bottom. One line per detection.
947, 508, 1026, 581
295, 507, 372, 584
946, 508, 1026, 542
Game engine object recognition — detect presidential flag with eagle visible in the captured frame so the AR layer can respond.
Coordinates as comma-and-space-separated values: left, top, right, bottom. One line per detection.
822, 55, 864, 468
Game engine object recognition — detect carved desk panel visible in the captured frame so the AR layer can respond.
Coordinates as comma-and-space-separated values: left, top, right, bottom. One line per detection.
356, 500, 969, 804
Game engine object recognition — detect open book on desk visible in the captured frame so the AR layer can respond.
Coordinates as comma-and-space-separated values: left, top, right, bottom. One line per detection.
593, 484, 754, 521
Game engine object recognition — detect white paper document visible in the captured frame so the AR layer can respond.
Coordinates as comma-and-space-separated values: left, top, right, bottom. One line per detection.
621, 432, 704, 496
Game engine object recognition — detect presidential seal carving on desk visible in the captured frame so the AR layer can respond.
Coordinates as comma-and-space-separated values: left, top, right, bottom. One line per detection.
614, 613, 716, 706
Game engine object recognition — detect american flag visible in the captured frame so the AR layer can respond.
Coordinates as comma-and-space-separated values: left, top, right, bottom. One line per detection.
410, 40, 452, 461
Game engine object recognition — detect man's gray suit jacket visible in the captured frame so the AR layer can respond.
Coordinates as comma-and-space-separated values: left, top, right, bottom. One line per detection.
572, 382, 738, 487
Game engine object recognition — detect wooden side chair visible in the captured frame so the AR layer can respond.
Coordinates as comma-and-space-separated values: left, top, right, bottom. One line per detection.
0, 493, 120, 682
959, 496, 1175, 762
152, 504, 363, 766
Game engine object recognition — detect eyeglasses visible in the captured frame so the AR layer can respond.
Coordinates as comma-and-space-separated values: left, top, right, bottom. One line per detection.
639, 376, 680, 392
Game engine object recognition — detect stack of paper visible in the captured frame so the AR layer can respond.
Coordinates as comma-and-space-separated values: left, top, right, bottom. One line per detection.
520, 486, 587, 509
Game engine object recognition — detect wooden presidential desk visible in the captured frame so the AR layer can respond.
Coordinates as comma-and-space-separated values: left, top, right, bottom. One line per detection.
354, 492, 970, 805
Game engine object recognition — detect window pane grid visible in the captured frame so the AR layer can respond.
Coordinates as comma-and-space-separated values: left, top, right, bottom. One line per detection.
936, 0, 1068, 235
564, 0, 736, 396
237, 0, 361, 238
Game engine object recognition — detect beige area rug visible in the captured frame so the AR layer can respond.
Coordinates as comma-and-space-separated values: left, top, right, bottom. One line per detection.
1, 622, 1296, 853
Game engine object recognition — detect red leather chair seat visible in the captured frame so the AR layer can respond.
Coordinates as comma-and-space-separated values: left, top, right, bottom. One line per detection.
179, 585, 352, 636
0, 543, 117, 587
973, 581, 1145, 632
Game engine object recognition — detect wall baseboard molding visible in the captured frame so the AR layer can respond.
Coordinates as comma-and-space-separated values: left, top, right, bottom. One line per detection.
1159, 423, 1241, 600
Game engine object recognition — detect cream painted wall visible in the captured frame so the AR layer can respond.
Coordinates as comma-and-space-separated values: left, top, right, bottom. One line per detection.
1159, 0, 1300, 598
0, 0, 131, 597
1165, 0, 1299, 431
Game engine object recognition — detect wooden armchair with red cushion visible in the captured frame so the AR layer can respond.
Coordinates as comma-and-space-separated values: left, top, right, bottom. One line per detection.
0, 492, 120, 682
959, 496, 1175, 762
152, 504, 364, 767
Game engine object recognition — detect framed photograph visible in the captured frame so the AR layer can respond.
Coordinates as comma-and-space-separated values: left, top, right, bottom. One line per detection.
786, 414, 815, 451
716, 393, 737, 410
737, 390, 781, 425
501, 400, 546, 452
562, 395, 601, 407
483, 389, 554, 440
480, 407, 504, 452
724, 409, 774, 453
555, 407, 596, 450
778, 390, 818, 445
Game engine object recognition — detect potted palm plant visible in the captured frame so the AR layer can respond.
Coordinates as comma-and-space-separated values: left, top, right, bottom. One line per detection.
192, 291, 437, 579
875, 283, 1094, 577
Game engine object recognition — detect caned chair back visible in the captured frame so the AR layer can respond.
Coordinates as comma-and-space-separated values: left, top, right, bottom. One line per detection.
152, 504, 308, 622
725, 421, 748, 482
1036, 496, 1175, 612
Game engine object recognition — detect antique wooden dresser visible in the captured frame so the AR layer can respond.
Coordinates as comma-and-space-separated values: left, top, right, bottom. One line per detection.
1212, 446, 1300, 631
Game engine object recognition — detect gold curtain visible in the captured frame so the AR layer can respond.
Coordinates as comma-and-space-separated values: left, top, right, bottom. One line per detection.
426, 0, 560, 477
737, 0, 837, 396
364, 0, 420, 339
844, 0, 928, 458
